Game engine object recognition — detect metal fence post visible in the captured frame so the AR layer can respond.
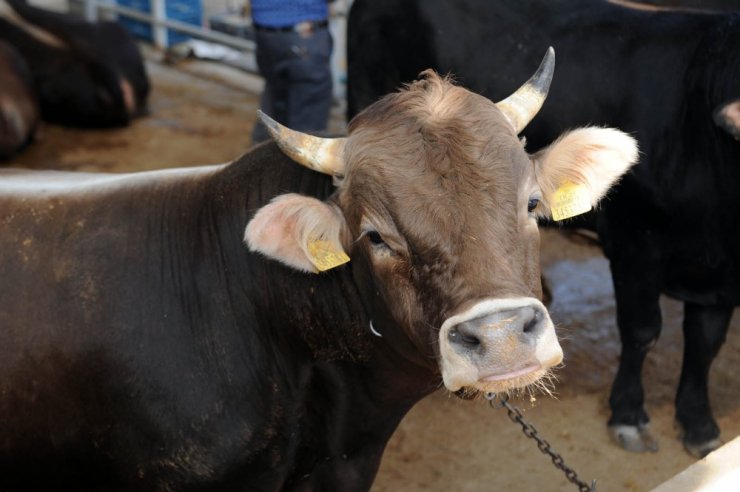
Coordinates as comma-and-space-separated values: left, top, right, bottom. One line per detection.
151, 0, 167, 48
83, 0, 98, 21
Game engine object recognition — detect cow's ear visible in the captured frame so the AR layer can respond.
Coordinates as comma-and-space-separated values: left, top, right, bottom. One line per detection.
244, 194, 350, 273
713, 99, 740, 140
533, 127, 638, 220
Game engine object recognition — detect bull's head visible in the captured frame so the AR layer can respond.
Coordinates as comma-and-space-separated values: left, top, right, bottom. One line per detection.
245, 49, 638, 395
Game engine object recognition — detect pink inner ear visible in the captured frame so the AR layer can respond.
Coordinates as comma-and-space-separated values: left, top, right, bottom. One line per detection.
245, 194, 348, 273
245, 199, 307, 268
535, 127, 639, 212
251, 205, 289, 248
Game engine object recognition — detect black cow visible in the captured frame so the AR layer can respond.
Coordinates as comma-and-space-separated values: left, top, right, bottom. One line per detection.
0, 55, 637, 489
0, 0, 148, 128
347, 0, 740, 457
0, 40, 37, 159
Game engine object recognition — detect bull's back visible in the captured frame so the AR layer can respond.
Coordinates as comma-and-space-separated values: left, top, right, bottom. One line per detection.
0, 165, 220, 345
0, 166, 232, 485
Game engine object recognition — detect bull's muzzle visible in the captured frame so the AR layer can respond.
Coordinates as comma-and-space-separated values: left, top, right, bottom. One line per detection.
439, 298, 563, 393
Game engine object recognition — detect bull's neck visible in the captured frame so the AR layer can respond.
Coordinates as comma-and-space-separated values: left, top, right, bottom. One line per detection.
192, 153, 440, 485
199, 150, 439, 406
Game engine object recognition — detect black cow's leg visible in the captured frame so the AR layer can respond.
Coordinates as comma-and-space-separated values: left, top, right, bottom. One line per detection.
607, 258, 662, 453
675, 302, 732, 458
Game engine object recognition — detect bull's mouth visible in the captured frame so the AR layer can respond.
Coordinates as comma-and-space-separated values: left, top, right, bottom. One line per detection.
464, 362, 551, 393
444, 362, 556, 394
451, 364, 553, 399
473, 364, 550, 394
480, 363, 541, 382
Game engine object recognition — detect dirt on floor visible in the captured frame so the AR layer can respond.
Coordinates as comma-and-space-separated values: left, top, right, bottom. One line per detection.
5, 59, 740, 492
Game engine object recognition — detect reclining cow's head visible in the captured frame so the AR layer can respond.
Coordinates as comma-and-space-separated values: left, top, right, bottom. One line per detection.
245, 49, 638, 395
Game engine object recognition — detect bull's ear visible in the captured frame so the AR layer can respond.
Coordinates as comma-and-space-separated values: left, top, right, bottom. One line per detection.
244, 194, 350, 273
713, 99, 740, 140
533, 127, 639, 220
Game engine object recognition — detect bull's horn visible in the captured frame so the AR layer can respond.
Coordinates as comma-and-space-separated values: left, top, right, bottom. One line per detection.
496, 47, 555, 133
257, 111, 346, 176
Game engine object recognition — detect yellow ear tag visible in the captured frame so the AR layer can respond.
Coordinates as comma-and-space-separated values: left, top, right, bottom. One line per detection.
306, 239, 350, 272
550, 181, 592, 221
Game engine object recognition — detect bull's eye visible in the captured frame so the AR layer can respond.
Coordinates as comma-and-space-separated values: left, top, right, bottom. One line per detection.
366, 230, 385, 246
527, 197, 540, 213
361, 228, 395, 256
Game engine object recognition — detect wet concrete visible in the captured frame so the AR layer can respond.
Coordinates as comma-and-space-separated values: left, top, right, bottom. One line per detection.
4, 59, 740, 492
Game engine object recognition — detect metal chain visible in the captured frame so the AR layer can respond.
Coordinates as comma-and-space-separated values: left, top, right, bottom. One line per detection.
485, 392, 597, 492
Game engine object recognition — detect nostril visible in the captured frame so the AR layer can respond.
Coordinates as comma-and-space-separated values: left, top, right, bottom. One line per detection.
522, 307, 544, 335
448, 325, 481, 350
522, 316, 538, 334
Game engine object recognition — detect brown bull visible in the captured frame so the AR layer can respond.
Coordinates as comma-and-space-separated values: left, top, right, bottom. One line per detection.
247, 49, 638, 395
0, 49, 637, 489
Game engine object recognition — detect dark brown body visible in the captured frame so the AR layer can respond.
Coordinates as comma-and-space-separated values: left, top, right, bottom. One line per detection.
0, 69, 635, 489
0, 148, 434, 490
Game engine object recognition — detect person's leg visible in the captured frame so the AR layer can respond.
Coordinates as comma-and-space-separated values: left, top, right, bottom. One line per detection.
252, 30, 292, 144
285, 27, 333, 134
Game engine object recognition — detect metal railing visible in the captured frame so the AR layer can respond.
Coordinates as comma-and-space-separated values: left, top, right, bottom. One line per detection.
81, 0, 255, 51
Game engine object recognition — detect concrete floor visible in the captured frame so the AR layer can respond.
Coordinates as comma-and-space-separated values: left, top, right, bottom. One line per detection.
4, 57, 740, 492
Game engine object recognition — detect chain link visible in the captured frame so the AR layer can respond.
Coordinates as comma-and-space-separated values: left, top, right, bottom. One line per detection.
485, 392, 596, 492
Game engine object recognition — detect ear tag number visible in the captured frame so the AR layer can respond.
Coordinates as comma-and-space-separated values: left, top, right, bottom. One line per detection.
307, 239, 350, 272
551, 182, 592, 221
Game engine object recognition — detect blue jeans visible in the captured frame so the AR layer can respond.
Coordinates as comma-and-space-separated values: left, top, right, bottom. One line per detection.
251, 25, 333, 143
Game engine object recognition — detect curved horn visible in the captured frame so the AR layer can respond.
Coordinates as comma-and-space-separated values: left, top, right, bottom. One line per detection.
257, 111, 346, 176
496, 47, 555, 133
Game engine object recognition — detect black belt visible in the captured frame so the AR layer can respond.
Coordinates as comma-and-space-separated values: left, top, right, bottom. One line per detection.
253, 19, 328, 33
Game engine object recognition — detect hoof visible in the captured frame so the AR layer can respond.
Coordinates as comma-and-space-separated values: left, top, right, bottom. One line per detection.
608, 423, 659, 453
683, 437, 722, 459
